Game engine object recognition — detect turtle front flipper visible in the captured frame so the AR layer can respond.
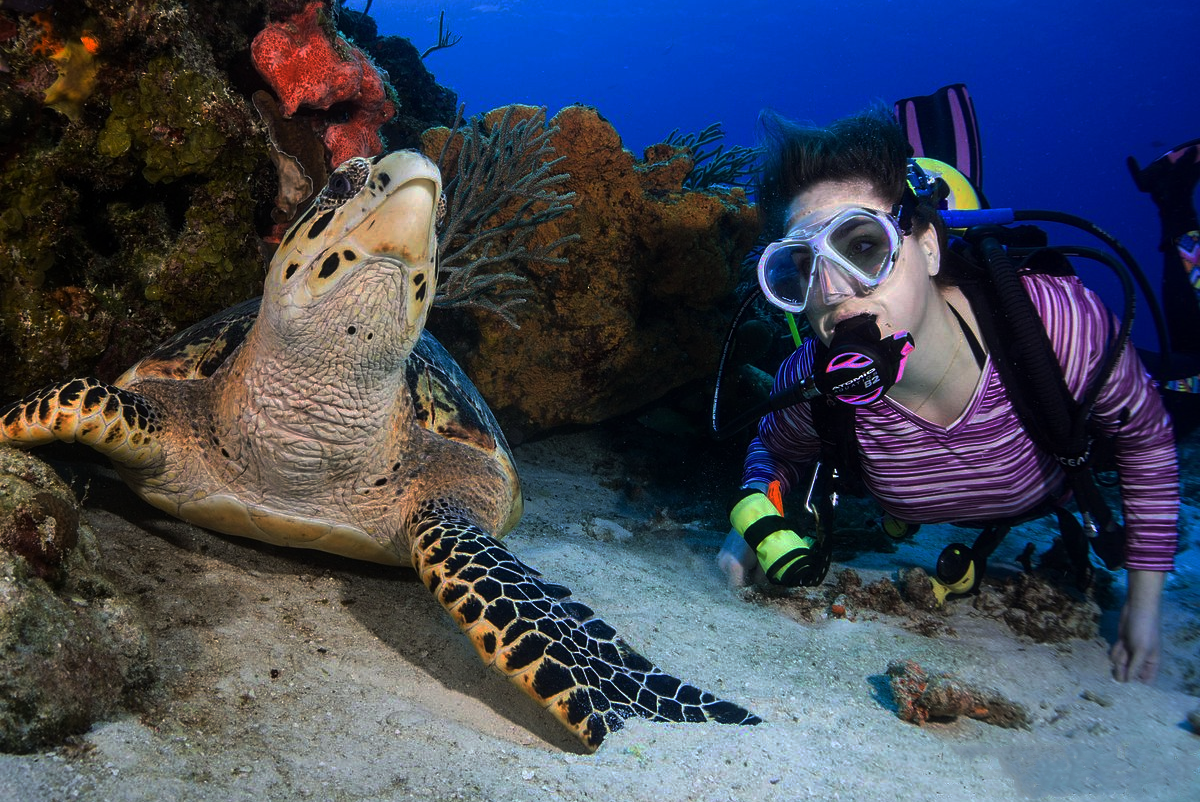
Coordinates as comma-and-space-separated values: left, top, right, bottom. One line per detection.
411, 505, 761, 751
1, 378, 163, 469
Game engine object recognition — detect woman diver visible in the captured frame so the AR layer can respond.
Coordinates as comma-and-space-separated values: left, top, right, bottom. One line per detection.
718, 105, 1179, 685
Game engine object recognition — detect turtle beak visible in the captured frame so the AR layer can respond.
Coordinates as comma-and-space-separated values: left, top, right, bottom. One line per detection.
383, 177, 440, 267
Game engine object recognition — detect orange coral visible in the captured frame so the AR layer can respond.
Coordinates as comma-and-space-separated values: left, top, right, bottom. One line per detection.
29, 12, 58, 56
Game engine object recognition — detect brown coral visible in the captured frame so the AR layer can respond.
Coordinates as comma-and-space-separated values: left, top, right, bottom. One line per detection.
423, 104, 759, 437
973, 571, 1100, 642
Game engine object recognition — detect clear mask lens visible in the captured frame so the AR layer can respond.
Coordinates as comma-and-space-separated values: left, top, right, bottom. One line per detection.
758, 208, 901, 313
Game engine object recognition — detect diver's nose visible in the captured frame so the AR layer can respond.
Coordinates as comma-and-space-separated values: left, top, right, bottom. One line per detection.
813, 257, 857, 305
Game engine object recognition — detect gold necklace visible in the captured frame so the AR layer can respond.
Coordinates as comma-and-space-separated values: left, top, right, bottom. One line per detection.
910, 325, 964, 416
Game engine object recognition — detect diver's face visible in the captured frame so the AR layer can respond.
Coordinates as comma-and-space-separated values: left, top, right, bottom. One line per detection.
788, 180, 941, 345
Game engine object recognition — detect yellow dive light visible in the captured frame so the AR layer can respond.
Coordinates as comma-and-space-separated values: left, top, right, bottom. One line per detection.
730, 486, 818, 586
929, 542, 978, 605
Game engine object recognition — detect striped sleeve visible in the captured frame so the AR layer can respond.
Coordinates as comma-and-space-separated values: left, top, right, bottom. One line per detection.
741, 339, 821, 494
1027, 274, 1179, 571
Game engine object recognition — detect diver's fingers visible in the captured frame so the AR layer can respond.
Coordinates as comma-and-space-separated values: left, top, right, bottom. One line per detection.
717, 529, 756, 588
1109, 640, 1131, 682
1135, 651, 1160, 684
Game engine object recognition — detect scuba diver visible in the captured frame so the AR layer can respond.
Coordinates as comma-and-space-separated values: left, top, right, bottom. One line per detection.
1128, 138, 1200, 435
714, 102, 1178, 686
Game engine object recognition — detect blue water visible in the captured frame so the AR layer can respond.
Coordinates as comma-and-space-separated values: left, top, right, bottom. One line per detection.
368, 0, 1199, 349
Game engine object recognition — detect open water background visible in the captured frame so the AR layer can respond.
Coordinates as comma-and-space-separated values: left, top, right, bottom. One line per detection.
370, 0, 1198, 351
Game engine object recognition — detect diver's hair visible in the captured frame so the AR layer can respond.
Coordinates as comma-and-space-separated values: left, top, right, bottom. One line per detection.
756, 102, 952, 282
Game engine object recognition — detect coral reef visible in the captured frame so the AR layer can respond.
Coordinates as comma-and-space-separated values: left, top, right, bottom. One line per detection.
418, 10, 461, 59
334, 8, 458, 151
425, 104, 578, 323
662, 123, 760, 190
0, 0, 277, 397
0, 0, 458, 398
0, 447, 155, 753
886, 659, 1031, 729
422, 104, 760, 437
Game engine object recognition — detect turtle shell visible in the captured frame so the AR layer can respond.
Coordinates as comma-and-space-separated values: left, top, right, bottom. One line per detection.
405, 333, 501, 455
116, 298, 262, 386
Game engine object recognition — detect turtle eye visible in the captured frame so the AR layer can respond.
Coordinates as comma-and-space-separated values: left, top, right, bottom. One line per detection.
317, 158, 371, 211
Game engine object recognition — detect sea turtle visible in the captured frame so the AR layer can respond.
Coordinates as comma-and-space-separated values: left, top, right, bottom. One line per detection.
0, 150, 759, 750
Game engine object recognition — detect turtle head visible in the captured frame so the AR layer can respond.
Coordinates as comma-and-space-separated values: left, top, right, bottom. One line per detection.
263, 151, 441, 371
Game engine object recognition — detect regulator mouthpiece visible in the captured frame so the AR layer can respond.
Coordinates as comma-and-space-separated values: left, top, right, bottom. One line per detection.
814, 315, 915, 406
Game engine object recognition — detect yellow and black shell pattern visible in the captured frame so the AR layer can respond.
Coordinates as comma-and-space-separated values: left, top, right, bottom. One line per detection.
405, 332, 502, 457
116, 298, 262, 386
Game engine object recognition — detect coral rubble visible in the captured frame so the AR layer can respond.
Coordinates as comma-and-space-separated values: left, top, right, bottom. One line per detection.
973, 570, 1100, 642
749, 568, 954, 637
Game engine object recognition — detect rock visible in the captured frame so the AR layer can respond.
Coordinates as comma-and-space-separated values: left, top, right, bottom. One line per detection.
0, 447, 155, 753
886, 658, 1030, 729
901, 566, 941, 611
586, 518, 634, 543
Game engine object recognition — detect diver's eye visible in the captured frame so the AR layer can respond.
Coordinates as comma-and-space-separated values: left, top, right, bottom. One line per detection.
847, 238, 877, 256
317, 158, 371, 211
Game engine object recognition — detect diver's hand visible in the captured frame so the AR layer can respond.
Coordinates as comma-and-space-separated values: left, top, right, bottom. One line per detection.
1110, 569, 1166, 683
717, 529, 761, 588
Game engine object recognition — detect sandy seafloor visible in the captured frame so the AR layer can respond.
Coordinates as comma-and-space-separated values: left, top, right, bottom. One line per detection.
0, 423, 1197, 802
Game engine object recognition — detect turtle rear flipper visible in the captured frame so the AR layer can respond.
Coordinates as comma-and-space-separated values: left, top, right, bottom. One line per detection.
411, 506, 761, 751
1, 378, 163, 470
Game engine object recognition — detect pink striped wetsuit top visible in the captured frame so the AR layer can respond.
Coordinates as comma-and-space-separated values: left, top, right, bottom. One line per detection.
742, 273, 1179, 571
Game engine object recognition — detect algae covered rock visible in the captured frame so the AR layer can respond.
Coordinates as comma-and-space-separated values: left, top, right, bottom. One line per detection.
973, 571, 1100, 642
0, 0, 274, 399
0, 447, 154, 753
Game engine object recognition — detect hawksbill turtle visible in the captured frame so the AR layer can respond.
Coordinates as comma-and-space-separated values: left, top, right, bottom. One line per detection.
0, 151, 759, 750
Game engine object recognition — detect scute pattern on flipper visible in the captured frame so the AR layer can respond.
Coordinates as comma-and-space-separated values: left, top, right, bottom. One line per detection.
1, 377, 162, 468
405, 333, 498, 453
409, 500, 761, 750
119, 298, 262, 384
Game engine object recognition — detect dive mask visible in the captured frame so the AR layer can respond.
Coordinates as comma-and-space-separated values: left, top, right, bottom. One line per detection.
757, 206, 905, 313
